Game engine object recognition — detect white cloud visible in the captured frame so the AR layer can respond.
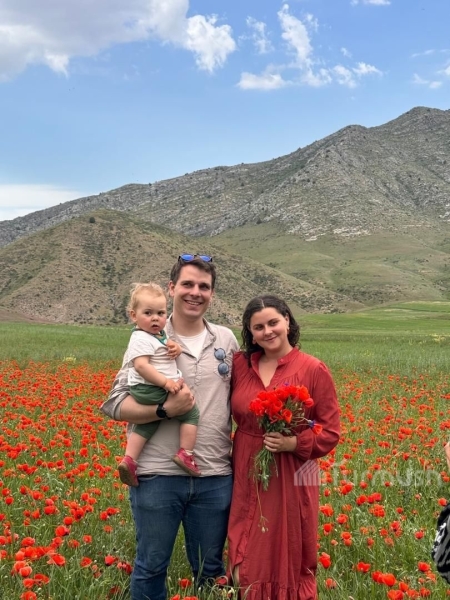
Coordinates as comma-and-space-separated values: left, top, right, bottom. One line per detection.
246, 17, 273, 54
184, 14, 235, 71
412, 74, 428, 85
412, 73, 442, 89
239, 5, 316, 91
238, 71, 288, 90
341, 47, 352, 58
331, 62, 382, 88
302, 68, 332, 87
412, 49, 450, 59
239, 4, 382, 92
441, 64, 450, 77
333, 65, 357, 88
411, 49, 436, 59
278, 4, 313, 67
304, 14, 319, 32
351, 0, 391, 5
0, 0, 236, 81
0, 184, 83, 221
353, 62, 382, 76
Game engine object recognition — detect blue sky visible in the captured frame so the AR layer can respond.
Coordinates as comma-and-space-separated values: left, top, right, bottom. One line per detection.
1, 0, 449, 221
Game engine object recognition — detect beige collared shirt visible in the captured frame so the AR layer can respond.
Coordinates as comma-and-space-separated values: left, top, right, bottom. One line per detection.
101, 317, 239, 476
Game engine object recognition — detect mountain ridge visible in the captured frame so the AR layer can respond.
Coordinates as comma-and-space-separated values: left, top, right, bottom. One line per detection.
1, 105, 449, 247
1, 105, 450, 325
0, 210, 362, 325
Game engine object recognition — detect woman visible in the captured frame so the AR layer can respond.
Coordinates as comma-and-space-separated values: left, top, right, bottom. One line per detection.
431, 441, 450, 583
228, 295, 340, 600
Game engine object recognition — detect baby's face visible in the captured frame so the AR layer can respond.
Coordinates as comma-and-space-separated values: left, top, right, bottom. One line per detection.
131, 292, 167, 334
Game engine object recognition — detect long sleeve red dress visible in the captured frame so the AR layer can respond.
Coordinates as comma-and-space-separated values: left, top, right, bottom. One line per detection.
227, 348, 340, 600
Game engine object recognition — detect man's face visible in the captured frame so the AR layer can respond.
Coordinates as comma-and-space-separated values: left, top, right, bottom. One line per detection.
169, 264, 214, 322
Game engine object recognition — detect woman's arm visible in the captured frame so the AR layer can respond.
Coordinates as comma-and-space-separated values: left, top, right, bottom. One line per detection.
292, 362, 340, 461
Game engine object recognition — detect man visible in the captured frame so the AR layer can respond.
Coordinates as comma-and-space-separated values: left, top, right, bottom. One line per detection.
101, 255, 239, 600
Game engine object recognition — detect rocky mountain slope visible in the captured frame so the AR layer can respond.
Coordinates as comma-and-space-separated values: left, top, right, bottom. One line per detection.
0, 211, 361, 325
1, 105, 450, 325
1, 106, 449, 248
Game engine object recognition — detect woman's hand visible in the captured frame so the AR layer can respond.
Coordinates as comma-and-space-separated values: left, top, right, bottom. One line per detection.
263, 432, 297, 453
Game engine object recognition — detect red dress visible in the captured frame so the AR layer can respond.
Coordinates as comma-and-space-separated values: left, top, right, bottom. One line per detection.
228, 348, 340, 600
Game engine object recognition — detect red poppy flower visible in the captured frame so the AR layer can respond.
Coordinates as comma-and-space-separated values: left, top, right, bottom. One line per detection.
387, 591, 404, 600
319, 552, 331, 568
381, 573, 397, 587
47, 554, 66, 566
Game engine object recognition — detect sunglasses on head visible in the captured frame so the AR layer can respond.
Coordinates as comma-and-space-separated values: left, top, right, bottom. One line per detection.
178, 253, 213, 263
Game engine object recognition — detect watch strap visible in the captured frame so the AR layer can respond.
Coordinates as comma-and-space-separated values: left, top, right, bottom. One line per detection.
156, 403, 171, 420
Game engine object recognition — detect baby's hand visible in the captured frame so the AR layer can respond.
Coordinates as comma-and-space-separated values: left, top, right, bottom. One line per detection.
166, 339, 182, 359
164, 378, 181, 394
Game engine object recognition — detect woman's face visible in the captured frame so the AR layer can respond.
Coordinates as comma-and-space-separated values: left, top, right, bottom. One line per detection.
248, 307, 291, 357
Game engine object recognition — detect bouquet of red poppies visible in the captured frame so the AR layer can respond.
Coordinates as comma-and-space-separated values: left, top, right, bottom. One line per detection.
249, 384, 322, 491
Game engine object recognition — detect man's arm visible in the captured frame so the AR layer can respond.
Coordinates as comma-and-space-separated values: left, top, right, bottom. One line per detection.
100, 366, 129, 421
116, 387, 195, 424
100, 365, 194, 424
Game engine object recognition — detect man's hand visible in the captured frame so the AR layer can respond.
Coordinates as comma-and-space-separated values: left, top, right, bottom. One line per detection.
166, 339, 182, 359
164, 385, 195, 418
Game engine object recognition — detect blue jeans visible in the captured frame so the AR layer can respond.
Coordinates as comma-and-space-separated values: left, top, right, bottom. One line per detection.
129, 474, 232, 600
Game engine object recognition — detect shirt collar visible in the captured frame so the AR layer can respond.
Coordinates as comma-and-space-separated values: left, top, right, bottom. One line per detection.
166, 314, 215, 340
250, 346, 298, 369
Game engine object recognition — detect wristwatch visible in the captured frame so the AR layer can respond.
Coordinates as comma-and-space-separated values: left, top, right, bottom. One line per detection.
156, 403, 171, 420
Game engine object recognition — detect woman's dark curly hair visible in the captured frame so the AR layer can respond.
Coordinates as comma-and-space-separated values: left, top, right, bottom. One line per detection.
241, 295, 300, 365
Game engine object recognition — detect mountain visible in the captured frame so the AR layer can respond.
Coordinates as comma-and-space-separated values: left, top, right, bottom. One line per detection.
1, 106, 450, 248
0, 211, 360, 325
1, 105, 450, 325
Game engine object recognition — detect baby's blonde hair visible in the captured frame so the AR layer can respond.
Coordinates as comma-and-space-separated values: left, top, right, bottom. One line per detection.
126, 282, 166, 315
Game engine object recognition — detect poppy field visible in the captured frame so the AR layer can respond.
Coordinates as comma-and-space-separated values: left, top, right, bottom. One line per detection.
1, 306, 450, 599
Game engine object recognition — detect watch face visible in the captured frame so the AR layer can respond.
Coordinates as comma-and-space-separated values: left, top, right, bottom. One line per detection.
156, 405, 166, 418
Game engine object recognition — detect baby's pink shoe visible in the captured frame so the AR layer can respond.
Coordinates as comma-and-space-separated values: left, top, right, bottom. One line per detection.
172, 448, 201, 477
118, 455, 139, 487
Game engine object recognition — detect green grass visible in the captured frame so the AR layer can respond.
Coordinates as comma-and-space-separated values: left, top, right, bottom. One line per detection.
3, 301, 450, 374
297, 302, 450, 375
0, 322, 132, 364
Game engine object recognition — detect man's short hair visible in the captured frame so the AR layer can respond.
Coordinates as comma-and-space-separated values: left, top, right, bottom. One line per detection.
170, 257, 216, 290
